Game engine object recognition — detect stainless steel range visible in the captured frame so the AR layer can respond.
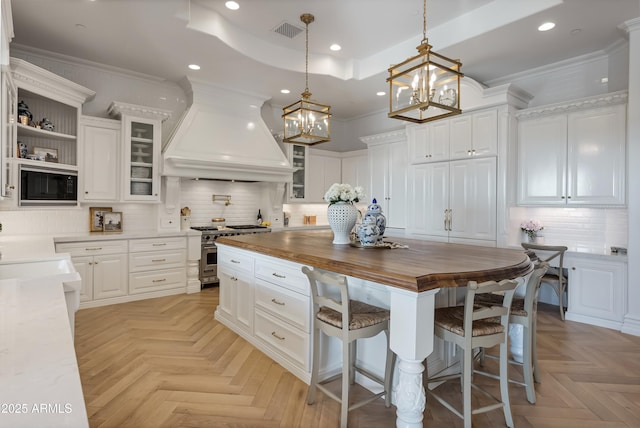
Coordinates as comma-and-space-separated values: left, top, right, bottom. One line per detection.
192, 225, 271, 287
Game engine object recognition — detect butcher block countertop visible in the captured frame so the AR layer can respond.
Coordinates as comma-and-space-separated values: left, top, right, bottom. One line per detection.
216, 230, 533, 292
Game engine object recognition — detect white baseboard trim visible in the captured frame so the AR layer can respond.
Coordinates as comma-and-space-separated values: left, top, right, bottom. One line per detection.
78, 287, 185, 309
621, 314, 640, 337
564, 312, 623, 331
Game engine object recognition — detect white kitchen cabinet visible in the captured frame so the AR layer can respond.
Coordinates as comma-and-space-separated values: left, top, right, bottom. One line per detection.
79, 116, 120, 202
128, 237, 186, 295
107, 101, 171, 202
0, 68, 16, 200
307, 149, 341, 202
217, 246, 255, 334
56, 240, 128, 302
565, 255, 627, 330
10, 58, 94, 175
407, 120, 449, 164
408, 108, 497, 164
449, 109, 498, 160
517, 96, 626, 206
340, 150, 369, 190
367, 135, 407, 229
409, 157, 496, 245
286, 143, 309, 201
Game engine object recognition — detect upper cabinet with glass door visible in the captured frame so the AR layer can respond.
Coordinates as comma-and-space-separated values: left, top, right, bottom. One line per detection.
108, 102, 171, 202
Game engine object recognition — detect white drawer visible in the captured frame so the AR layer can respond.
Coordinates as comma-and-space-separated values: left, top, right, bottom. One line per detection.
255, 278, 310, 333
255, 258, 308, 296
255, 309, 309, 371
56, 240, 127, 257
129, 249, 186, 272
129, 268, 185, 294
219, 249, 254, 274
129, 237, 186, 253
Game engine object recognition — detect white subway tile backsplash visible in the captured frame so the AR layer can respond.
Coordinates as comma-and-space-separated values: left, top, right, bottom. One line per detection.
509, 206, 628, 252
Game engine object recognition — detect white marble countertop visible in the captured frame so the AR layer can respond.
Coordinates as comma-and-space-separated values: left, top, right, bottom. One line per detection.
0, 276, 88, 428
53, 229, 200, 243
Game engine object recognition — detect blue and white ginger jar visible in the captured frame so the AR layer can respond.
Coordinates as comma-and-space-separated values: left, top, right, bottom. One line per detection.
357, 214, 380, 246
366, 198, 386, 243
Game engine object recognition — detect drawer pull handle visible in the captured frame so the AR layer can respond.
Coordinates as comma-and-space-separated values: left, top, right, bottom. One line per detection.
152, 259, 167, 262
230, 276, 238, 281
271, 331, 285, 341
231, 259, 241, 264
271, 298, 285, 306
272, 273, 286, 279
85, 247, 102, 251
152, 278, 167, 283
153, 243, 167, 246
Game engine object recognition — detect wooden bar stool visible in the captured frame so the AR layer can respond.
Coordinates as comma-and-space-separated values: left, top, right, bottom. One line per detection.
521, 243, 568, 320
302, 266, 396, 428
425, 278, 519, 428
476, 263, 549, 403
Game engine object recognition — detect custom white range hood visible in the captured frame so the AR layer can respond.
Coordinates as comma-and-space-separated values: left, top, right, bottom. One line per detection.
163, 77, 293, 182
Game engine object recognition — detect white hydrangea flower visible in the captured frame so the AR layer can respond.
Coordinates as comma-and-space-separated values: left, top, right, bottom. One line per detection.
324, 183, 365, 205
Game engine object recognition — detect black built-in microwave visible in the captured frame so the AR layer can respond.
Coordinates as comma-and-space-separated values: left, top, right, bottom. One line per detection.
20, 166, 78, 206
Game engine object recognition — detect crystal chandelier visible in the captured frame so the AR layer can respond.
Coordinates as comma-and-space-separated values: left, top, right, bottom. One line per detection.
387, 0, 464, 123
282, 13, 331, 145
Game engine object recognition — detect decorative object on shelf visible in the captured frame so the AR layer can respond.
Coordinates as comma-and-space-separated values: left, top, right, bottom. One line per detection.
18, 141, 28, 158
89, 206, 112, 232
34, 147, 58, 163
520, 219, 544, 243
325, 183, 364, 244
103, 211, 123, 232
387, 0, 463, 124
180, 206, 191, 231
282, 13, 331, 146
39, 117, 54, 131
133, 128, 147, 138
17, 100, 32, 124
365, 198, 386, 243
356, 215, 380, 246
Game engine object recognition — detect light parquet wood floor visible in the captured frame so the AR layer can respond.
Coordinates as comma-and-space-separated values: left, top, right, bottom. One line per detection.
74, 287, 640, 428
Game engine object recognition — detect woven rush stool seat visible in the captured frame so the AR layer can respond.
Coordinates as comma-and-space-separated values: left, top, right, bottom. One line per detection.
426, 278, 519, 428
302, 266, 396, 428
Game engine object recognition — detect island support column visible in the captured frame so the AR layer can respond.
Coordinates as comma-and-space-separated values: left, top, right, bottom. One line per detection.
389, 287, 439, 428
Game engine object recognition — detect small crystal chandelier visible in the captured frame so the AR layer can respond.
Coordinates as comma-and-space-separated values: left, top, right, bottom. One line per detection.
282, 13, 331, 145
387, 0, 464, 123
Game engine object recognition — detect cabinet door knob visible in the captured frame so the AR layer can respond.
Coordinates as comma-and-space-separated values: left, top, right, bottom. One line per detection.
8, 185, 14, 190
85, 191, 89, 194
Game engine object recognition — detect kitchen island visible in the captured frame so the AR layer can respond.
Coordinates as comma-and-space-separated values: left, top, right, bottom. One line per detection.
216, 230, 532, 428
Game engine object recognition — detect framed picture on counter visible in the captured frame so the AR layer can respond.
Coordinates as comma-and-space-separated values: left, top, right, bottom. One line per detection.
89, 207, 112, 232
34, 147, 58, 163
103, 211, 123, 232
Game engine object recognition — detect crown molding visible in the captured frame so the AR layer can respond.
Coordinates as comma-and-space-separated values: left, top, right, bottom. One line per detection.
359, 129, 406, 146
108, 101, 172, 122
515, 91, 628, 119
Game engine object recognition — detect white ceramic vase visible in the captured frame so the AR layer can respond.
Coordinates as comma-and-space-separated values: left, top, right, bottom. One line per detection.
327, 202, 358, 244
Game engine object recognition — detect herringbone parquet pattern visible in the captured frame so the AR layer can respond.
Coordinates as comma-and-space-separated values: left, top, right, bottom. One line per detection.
74, 287, 640, 428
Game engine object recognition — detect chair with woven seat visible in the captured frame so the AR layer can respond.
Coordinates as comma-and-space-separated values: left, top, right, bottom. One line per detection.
302, 266, 395, 428
425, 278, 519, 428
476, 263, 549, 404
521, 243, 568, 320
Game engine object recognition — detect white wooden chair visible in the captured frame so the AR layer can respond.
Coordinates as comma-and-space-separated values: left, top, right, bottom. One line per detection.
476, 263, 549, 404
426, 278, 519, 428
521, 243, 568, 320
302, 266, 395, 428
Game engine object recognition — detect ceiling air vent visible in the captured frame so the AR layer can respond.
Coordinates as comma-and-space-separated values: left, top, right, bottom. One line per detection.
273, 21, 304, 39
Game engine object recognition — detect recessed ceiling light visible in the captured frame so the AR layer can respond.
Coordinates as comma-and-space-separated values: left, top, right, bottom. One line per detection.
601, 77, 609, 83
281, 89, 290, 94
538, 22, 555, 32
188, 64, 201, 70
330, 44, 341, 52
376, 91, 386, 96
225, 1, 239, 10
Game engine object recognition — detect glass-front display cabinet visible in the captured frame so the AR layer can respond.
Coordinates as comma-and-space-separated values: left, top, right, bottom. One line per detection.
287, 143, 308, 201
108, 101, 171, 202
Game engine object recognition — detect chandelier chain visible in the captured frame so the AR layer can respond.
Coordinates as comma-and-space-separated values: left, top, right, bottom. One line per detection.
422, 0, 427, 44
305, 17, 309, 92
